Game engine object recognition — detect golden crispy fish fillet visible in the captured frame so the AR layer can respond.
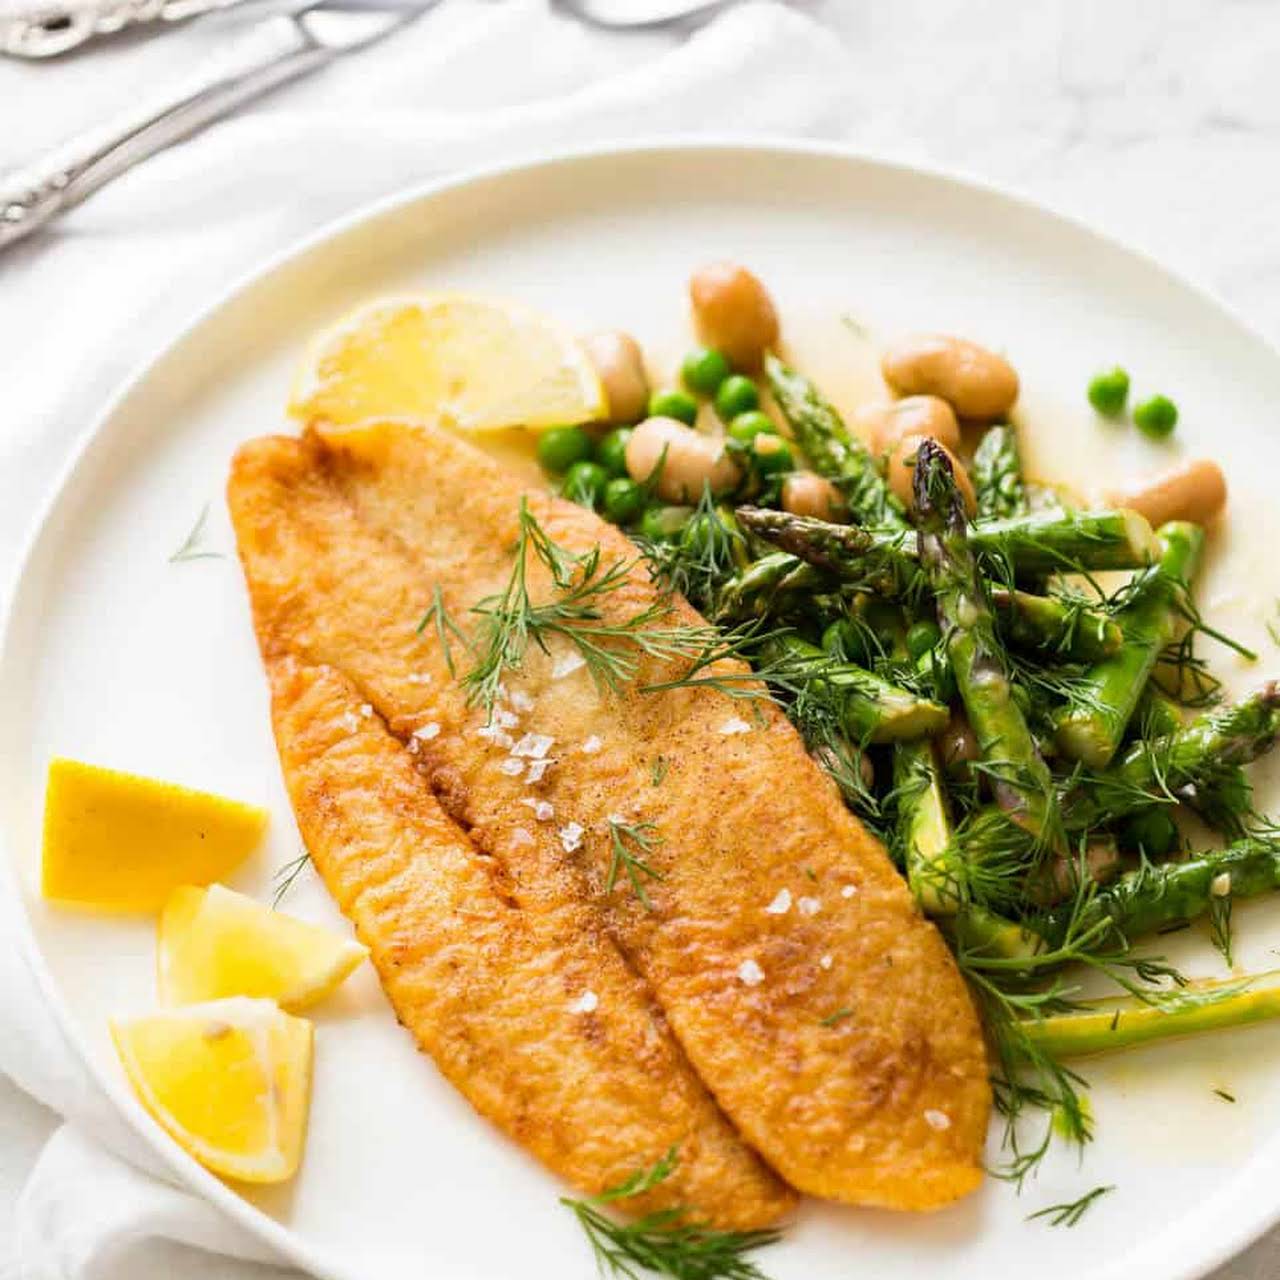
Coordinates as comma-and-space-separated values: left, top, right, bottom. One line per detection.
229, 423, 990, 1211
263, 651, 793, 1228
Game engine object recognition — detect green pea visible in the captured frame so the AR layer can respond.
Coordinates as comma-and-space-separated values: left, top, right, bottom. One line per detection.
648, 389, 698, 426
1086, 367, 1130, 417
562, 460, 607, 508
726, 410, 778, 445
753, 436, 793, 475
594, 427, 633, 478
601, 477, 644, 525
905, 619, 942, 661
714, 375, 760, 422
681, 347, 731, 396
640, 505, 693, 542
536, 425, 593, 475
1133, 394, 1178, 440
1121, 806, 1179, 858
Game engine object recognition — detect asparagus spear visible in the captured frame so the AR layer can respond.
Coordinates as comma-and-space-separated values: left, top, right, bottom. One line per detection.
763, 355, 909, 529
1054, 522, 1205, 770
1036, 834, 1280, 950
972, 424, 1028, 520
894, 739, 1043, 957
991, 588, 1123, 663
913, 439, 1060, 844
709, 550, 827, 623
764, 636, 948, 743
734, 507, 916, 595
735, 506, 1159, 584
971, 507, 1160, 576
1022, 970, 1280, 1059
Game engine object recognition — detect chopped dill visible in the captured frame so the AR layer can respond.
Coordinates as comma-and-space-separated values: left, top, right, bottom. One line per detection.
271, 851, 311, 908
415, 584, 472, 677
820, 1007, 853, 1027
561, 1147, 781, 1280
605, 818, 665, 910
1026, 1184, 1114, 1228
1213, 1088, 1237, 1103
169, 504, 224, 563
650, 756, 669, 788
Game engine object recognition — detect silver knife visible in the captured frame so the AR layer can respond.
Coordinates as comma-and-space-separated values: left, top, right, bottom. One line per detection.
0, 0, 438, 253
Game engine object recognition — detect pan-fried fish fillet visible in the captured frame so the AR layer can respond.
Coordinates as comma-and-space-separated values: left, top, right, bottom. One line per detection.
263, 651, 792, 1228
229, 422, 991, 1210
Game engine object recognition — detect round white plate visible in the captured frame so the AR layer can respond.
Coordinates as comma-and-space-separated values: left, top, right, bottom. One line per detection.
6, 141, 1280, 1280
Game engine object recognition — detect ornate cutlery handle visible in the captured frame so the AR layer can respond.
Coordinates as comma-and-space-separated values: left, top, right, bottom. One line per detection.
2, 0, 252, 58
0, 14, 330, 252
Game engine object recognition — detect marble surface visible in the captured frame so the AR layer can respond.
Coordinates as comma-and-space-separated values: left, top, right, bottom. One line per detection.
4, 1, 1280, 1276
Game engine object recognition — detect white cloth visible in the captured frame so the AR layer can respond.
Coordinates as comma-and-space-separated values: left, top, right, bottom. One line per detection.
0, 3, 847, 1276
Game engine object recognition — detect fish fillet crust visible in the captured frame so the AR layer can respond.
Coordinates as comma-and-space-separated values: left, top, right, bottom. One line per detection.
229, 421, 991, 1210
265, 652, 793, 1228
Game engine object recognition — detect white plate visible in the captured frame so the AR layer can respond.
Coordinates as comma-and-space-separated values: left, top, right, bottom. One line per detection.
6, 141, 1280, 1280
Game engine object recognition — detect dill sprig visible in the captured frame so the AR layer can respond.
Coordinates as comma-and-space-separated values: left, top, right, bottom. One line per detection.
1026, 1184, 1114, 1227
416, 584, 473, 677
271, 851, 311, 908
560, 1148, 781, 1280
640, 486, 748, 613
605, 818, 665, 910
462, 501, 720, 712
169, 504, 224, 563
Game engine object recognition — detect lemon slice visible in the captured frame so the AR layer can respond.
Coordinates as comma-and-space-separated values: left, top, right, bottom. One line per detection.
159, 884, 367, 1011
42, 758, 268, 913
111, 998, 313, 1184
288, 294, 606, 432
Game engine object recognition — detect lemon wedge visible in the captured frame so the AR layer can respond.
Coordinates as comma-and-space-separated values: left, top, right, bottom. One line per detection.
287, 294, 605, 432
42, 759, 268, 913
111, 998, 313, 1184
159, 884, 367, 1011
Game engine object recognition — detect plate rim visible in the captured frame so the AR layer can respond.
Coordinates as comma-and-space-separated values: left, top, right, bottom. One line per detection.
4, 134, 1279, 1280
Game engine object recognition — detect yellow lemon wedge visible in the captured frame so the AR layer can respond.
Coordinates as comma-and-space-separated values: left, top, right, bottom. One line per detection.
110, 998, 313, 1184
288, 294, 605, 432
159, 884, 367, 1011
42, 759, 268, 913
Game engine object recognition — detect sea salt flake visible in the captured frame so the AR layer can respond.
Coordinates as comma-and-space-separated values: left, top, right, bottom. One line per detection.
510, 689, 535, 712
521, 798, 555, 822
407, 739, 420, 754
819, 954, 834, 971
499, 758, 524, 777
923, 1109, 951, 1132
569, 990, 599, 1014
413, 723, 441, 741
764, 889, 792, 916
406, 672, 432, 685
1211, 872, 1232, 897
580, 735, 603, 754
840, 884, 857, 899
493, 708, 519, 730
476, 724, 515, 749
510, 827, 534, 847
525, 759, 554, 783
512, 732, 554, 759
341, 712, 360, 734
798, 896, 821, 916
559, 822, 585, 853
719, 717, 752, 736
359, 703, 373, 719
736, 959, 765, 987
552, 651, 587, 679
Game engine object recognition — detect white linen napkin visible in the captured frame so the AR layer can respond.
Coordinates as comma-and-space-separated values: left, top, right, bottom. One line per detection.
0, 3, 848, 1276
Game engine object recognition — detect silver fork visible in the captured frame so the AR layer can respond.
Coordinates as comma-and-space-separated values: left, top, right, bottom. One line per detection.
0, 0, 439, 252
